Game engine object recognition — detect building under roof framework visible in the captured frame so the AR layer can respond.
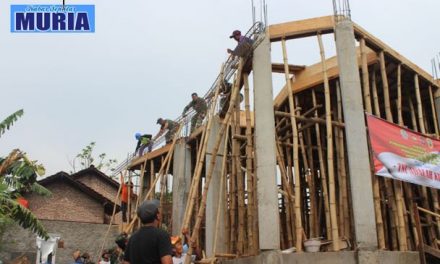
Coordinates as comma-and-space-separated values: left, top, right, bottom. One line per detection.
119, 14, 440, 264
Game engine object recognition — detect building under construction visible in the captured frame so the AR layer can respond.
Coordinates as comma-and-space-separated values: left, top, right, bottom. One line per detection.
112, 3, 440, 264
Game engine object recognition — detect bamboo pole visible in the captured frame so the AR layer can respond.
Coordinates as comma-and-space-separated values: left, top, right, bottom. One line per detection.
336, 82, 350, 239
150, 159, 155, 198
285, 138, 297, 244
184, 61, 244, 264
234, 85, 245, 255
305, 127, 319, 237
312, 89, 332, 240
379, 51, 392, 122
213, 124, 230, 256
275, 142, 295, 249
243, 74, 257, 254
295, 96, 315, 238
136, 161, 147, 228
415, 75, 425, 134
409, 98, 419, 132
360, 38, 372, 113
317, 33, 339, 251
230, 113, 237, 253
281, 38, 304, 251
371, 67, 381, 118
397, 64, 403, 125
429, 86, 440, 136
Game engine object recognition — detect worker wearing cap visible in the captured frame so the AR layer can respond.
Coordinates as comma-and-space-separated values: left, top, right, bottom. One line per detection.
123, 200, 173, 264
135, 133, 153, 156
182, 93, 208, 133
227, 30, 254, 58
153, 118, 179, 144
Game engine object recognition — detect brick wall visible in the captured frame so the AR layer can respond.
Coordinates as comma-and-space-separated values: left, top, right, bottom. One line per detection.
0, 220, 119, 264
26, 181, 104, 224
75, 174, 118, 202
74, 174, 124, 225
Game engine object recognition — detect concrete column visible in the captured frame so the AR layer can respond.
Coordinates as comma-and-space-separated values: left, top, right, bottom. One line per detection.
206, 116, 227, 256
334, 20, 378, 250
252, 30, 280, 250
172, 139, 192, 235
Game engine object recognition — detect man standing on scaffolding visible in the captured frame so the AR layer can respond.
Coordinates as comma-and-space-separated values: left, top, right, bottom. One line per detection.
227, 29, 254, 74
182, 93, 207, 133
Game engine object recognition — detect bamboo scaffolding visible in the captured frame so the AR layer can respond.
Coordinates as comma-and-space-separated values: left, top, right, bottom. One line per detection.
281, 38, 303, 251
184, 61, 244, 264
360, 38, 372, 113
312, 89, 332, 240
415, 74, 438, 246
336, 82, 350, 240
275, 142, 295, 246
182, 65, 225, 232
317, 33, 339, 251
243, 73, 257, 254
213, 124, 230, 256
394, 73, 409, 251
295, 96, 315, 238
379, 51, 408, 251
305, 126, 319, 237
124, 124, 183, 233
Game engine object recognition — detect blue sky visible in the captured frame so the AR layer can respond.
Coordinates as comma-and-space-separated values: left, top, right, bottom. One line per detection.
1, 0, 438, 175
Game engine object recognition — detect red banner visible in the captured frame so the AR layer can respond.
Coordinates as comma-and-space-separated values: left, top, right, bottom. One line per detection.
366, 113, 440, 189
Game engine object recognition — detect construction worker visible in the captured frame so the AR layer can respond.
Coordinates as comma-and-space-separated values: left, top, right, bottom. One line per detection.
134, 133, 152, 156
153, 118, 179, 144
182, 93, 207, 133
124, 200, 173, 264
227, 30, 254, 58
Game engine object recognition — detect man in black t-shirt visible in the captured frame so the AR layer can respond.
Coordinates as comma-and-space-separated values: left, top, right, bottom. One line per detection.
123, 200, 173, 264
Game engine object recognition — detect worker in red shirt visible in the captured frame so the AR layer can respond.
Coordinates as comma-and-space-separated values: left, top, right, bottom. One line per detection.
120, 175, 133, 223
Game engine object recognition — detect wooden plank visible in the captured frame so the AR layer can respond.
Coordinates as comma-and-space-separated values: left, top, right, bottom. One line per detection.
353, 23, 439, 88
269, 16, 335, 41
129, 144, 172, 169
272, 63, 305, 74
274, 48, 378, 108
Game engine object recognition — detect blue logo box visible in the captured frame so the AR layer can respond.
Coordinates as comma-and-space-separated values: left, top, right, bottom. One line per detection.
11, 5, 95, 33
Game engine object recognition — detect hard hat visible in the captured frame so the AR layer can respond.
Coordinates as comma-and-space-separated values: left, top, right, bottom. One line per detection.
135, 133, 141, 140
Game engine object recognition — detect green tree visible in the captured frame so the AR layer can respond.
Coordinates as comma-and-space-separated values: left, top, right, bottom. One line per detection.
0, 109, 51, 240
71, 142, 117, 174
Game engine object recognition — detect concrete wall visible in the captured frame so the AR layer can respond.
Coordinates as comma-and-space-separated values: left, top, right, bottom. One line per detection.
26, 181, 104, 224
0, 220, 119, 264
220, 251, 420, 264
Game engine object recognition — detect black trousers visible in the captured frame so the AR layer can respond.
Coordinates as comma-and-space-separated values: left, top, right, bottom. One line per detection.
121, 201, 127, 222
